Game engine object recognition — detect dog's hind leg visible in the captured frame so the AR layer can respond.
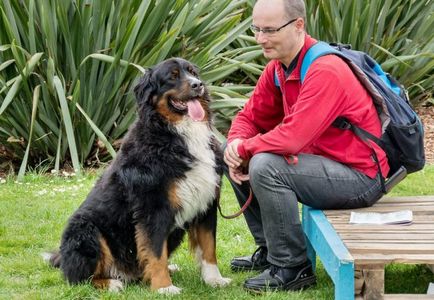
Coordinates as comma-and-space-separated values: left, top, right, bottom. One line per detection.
60, 215, 123, 291
189, 208, 232, 287
135, 224, 181, 294
91, 237, 124, 292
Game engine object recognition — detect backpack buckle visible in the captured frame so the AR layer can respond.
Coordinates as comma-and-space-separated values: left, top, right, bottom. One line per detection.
333, 117, 352, 130
329, 42, 352, 50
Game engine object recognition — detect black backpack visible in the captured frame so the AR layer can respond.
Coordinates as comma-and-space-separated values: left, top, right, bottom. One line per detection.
275, 41, 425, 193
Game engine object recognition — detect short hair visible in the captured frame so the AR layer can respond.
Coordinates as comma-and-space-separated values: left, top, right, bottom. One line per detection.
283, 0, 306, 21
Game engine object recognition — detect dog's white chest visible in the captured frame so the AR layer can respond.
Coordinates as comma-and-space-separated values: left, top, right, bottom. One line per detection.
173, 120, 220, 227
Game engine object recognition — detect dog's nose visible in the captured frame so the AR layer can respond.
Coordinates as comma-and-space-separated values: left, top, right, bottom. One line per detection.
190, 78, 203, 91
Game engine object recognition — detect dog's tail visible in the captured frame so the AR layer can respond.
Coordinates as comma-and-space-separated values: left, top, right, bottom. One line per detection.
41, 251, 61, 268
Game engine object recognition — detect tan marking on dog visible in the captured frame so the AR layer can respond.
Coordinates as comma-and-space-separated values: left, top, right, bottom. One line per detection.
91, 238, 130, 290
189, 226, 217, 264
93, 278, 124, 291
156, 93, 184, 124
168, 181, 182, 209
179, 80, 190, 94
92, 278, 111, 289
135, 226, 150, 271
94, 237, 114, 279
135, 226, 172, 290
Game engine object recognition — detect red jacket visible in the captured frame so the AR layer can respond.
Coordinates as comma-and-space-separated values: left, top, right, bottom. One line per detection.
228, 34, 389, 179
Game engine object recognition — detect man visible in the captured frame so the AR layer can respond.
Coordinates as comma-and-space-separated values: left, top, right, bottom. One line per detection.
223, 0, 389, 293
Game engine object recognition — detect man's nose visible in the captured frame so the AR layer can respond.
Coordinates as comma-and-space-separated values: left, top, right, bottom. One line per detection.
255, 32, 268, 44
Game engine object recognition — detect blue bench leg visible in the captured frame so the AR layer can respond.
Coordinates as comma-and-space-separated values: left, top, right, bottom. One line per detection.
335, 261, 354, 300
302, 205, 355, 300
305, 234, 317, 272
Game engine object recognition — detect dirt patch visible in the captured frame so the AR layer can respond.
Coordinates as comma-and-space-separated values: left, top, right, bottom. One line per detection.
416, 105, 434, 164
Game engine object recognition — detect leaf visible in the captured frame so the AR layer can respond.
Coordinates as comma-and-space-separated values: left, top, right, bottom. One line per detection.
80, 53, 146, 74
0, 51, 43, 114
155, 4, 189, 62
0, 76, 22, 115
23, 52, 43, 77
75, 102, 117, 159
0, 59, 15, 72
53, 76, 81, 175
17, 85, 41, 182
0, 45, 11, 51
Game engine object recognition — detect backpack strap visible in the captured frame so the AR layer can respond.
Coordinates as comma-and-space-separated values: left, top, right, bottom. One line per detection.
333, 117, 387, 193
275, 41, 339, 87
300, 41, 341, 83
274, 70, 280, 87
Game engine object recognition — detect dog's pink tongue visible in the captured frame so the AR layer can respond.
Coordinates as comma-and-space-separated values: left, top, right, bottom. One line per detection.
187, 99, 205, 121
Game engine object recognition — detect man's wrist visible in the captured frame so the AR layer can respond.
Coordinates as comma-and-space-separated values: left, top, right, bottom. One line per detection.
236, 140, 246, 160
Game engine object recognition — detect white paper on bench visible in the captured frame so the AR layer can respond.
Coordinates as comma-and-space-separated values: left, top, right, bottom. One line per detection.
427, 282, 434, 295
349, 210, 413, 225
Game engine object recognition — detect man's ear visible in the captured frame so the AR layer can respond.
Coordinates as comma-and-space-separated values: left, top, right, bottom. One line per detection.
133, 68, 156, 105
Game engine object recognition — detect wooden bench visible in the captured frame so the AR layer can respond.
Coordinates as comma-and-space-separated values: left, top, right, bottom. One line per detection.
302, 196, 434, 300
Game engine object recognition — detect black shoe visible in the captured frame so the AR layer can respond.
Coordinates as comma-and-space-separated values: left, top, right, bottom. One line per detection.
243, 261, 316, 292
230, 246, 271, 272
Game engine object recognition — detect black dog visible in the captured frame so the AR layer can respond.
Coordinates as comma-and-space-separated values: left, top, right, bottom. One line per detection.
44, 58, 231, 294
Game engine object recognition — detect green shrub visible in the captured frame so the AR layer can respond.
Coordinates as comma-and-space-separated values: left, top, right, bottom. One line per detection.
0, 0, 259, 179
1, 0, 433, 178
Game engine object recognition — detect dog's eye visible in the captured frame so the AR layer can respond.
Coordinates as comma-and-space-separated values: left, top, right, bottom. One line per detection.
171, 69, 179, 80
188, 67, 197, 77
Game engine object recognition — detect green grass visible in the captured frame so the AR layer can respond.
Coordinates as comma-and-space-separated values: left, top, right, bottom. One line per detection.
1, 166, 434, 299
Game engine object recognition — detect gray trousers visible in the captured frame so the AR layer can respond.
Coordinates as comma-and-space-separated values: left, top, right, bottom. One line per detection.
225, 153, 383, 268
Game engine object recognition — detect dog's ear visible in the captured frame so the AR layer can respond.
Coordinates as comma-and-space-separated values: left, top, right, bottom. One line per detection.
133, 68, 156, 105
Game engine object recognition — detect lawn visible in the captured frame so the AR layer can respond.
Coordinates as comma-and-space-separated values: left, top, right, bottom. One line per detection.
1, 165, 434, 299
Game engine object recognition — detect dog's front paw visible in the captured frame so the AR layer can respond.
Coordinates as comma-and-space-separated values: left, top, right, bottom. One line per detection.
157, 285, 182, 295
168, 264, 181, 273
108, 279, 124, 292
204, 276, 232, 287
201, 263, 232, 287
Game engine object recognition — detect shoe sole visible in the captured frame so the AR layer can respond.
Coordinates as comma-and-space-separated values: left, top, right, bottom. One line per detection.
244, 274, 316, 293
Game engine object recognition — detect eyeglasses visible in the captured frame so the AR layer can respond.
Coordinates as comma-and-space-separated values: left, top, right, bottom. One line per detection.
250, 18, 298, 36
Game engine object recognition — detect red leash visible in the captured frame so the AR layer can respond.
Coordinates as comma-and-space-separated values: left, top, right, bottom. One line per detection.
218, 188, 253, 219
218, 155, 298, 219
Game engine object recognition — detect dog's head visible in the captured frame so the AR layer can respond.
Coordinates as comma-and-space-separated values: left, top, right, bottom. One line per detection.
134, 58, 210, 123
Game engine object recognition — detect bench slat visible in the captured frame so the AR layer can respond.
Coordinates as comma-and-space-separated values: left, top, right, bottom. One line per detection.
378, 196, 434, 202
338, 233, 434, 240
328, 217, 434, 223
332, 224, 434, 230
346, 243, 434, 253
345, 240, 434, 244
324, 205, 434, 213
353, 253, 434, 264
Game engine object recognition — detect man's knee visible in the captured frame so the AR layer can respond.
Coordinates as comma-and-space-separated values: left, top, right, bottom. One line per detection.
249, 153, 278, 183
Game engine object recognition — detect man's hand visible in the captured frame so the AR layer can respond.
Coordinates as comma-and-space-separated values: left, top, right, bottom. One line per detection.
224, 138, 243, 169
228, 166, 249, 185
224, 139, 249, 185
